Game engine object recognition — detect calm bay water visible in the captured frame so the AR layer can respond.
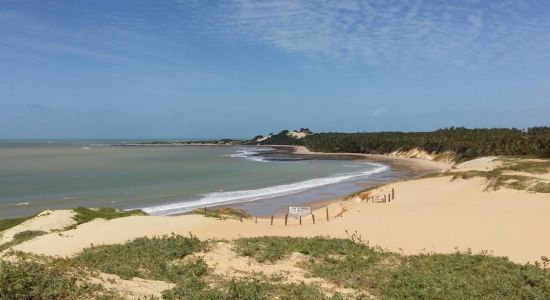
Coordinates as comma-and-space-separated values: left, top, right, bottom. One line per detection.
0, 141, 423, 219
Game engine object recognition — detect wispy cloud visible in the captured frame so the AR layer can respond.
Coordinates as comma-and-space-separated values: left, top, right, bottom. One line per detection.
3, 1, 550, 71
371, 107, 387, 117
0, 10, 125, 62
182, 0, 550, 69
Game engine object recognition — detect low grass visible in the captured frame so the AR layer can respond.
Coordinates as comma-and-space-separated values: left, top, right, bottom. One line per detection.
234, 236, 550, 299
4, 234, 549, 299
75, 234, 207, 281
164, 277, 347, 300
497, 158, 550, 174
0, 215, 35, 233
386, 253, 550, 299
75, 234, 343, 299
71, 207, 147, 227
530, 182, 550, 193
451, 169, 550, 193
191, 207, 252, 220
0, 230, 47, 252
0, 253, 118, 300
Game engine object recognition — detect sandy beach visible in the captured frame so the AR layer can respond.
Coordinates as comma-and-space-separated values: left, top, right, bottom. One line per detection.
285, 145, 453, 170
3, 155, 547, 265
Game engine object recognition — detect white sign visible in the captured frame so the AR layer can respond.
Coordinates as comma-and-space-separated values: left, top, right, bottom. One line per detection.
288, 206, 312, 216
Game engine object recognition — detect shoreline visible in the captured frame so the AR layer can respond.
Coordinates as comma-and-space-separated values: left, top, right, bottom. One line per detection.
0, 143, 447, 220
3, 156, 550, 264
172, 144, 451, 218
276, 144, 452, 170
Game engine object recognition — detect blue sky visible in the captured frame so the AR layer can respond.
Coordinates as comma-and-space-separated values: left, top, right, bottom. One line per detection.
1, 0, 549, 139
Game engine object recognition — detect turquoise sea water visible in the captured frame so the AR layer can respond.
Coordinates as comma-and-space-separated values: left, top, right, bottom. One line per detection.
0, 141, 425, 218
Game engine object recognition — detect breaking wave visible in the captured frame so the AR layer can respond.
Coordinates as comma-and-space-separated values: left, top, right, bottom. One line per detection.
142, 163, 388, 215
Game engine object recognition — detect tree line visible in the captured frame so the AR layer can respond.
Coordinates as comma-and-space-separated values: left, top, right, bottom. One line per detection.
255, 127, 550, 160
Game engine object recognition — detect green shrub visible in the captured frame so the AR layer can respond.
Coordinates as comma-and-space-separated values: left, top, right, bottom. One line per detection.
0, 230, 47, 252
0, 215, 34, 233
72, 207, 147, 226
234, 235, 387, 263
0, 259, 107, 300
386, 253, 550, 299
235, 237, 550, 299
192, 207, 252, 220
163, 278, 341, 300
76, 234, 207, 281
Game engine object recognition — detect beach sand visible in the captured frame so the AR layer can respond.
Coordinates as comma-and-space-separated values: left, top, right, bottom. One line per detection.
6, 157, 550, 264
287, 145, 453, 170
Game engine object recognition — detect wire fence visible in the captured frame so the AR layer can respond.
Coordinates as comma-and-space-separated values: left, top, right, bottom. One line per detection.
207, 188, 396, 226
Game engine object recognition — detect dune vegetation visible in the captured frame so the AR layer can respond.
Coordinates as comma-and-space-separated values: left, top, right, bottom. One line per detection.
191, 207, 252, 220
0, 215, 35, 233
71, 207, 147, 226
2, 234, 549, 299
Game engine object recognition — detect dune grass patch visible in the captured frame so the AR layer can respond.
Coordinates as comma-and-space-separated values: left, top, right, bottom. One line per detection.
71, 207, 147, 227
191, 207, 252, 220
234, 236, 550, 299
451, 170, 550, 193
0, 230, 47, 252
163, 277, 346, 300
0, 254, 117, 300
5, 234, 549, 299
75, 234, 207, 281
75, 234, 344, 299
0, 215, 35, 233
497, 158, 550, 174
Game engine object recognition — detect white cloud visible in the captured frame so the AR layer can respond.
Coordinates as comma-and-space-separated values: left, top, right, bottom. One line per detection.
182, 0, 550, 69
372, 107, 387, 117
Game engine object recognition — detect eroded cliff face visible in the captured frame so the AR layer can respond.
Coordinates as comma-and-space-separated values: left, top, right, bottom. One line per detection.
388, 148, 456, 163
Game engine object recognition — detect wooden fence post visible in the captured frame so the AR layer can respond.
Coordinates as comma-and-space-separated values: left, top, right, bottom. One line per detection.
285, 214, 288, 226
270, 215, 274, 225
299, 215, 302, 225
326, 207, 329, 222
312, 213, 316, 224
204, 207, 207, 216
255, 217, 258, 224
384, 194, 387, 202
392, 188, 395, 200
388, 193, 391, 203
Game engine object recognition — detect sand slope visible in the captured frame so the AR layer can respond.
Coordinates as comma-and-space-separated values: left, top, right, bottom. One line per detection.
0, 209, 75, 245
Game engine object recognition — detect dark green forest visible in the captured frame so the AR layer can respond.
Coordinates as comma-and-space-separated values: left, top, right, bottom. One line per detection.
253, 127, 550, 161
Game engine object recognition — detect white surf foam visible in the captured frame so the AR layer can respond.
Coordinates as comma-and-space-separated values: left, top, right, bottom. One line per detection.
141, 163, 389, 216
223, 149, 270, 162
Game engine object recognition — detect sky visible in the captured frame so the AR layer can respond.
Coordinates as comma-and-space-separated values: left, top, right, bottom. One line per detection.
1, 0, 549, 139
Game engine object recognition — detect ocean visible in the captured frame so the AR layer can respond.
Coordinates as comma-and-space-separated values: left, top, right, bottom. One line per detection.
0, 141, 426, 219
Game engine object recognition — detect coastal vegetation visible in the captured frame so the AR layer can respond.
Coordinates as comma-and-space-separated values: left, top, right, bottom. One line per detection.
253, 127, 550, 161
0, 230, 47, 252
0, 215, 35, 233
191, 207, 252, 220
2, 235, 549, 299
71, 207, 147, 226
0, 253, 117, 299
439, 158, 550, 193
451, 171, 550, 193
0, 208, 146, 235
76, 234, 207, 281
235, 236, 550, 299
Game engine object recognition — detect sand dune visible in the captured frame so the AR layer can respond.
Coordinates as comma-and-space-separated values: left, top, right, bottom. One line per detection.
0, 209, 75, 245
